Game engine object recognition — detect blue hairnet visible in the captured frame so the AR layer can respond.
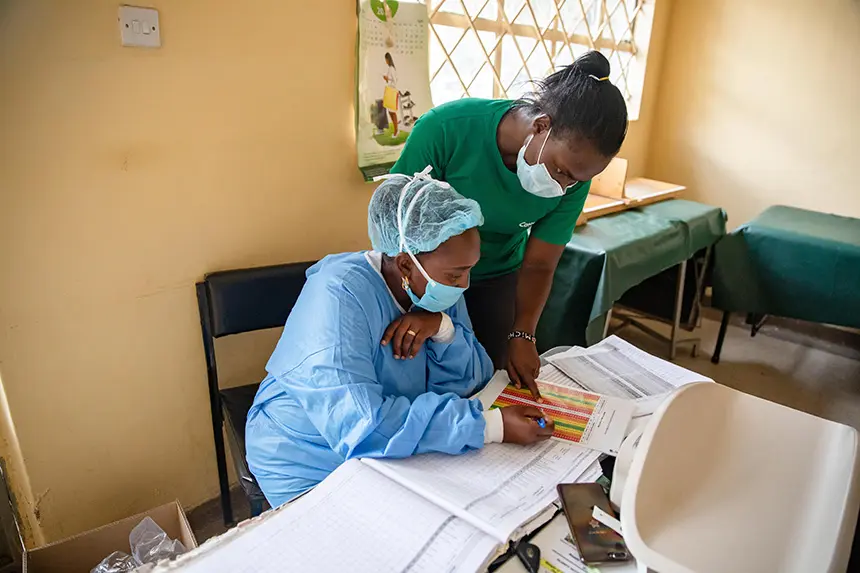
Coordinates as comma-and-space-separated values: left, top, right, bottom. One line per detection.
368, 170, 484, 256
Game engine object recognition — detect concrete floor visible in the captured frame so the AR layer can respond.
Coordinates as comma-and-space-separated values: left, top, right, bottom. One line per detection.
188, 311, 860, 542
622, 310, 860, 431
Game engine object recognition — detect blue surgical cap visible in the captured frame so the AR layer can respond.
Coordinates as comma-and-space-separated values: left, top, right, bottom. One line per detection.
368, 169, 484, 256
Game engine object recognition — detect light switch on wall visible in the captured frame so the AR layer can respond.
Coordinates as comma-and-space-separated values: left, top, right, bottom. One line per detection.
118, 5, 161, 48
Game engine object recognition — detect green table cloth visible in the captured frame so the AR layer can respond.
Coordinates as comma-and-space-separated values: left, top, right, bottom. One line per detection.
536, 199, 727, 351
712, 205, 860, 328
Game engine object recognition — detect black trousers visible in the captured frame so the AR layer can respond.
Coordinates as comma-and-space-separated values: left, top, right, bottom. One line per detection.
463, 271, 519, 369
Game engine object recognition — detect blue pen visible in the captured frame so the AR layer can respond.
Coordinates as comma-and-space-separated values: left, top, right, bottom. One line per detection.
537, 418, 546, 428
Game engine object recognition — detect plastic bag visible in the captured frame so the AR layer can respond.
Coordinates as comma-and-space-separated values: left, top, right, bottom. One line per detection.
90, 551, 137, 573
129, 517, 187, 565
91, 516, 187, 573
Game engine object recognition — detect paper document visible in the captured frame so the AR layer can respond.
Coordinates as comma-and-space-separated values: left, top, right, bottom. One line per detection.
576, 460, 604, 484
367, 440, 600, 541
165, 460, 498, 573
167, 440, 600, 573
492, 382, 634, 456
547, 336, 712, 416
537, 362, 579, 387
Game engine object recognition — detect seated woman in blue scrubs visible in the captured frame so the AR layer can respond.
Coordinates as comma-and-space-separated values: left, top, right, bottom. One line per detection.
246, 169, 555, 507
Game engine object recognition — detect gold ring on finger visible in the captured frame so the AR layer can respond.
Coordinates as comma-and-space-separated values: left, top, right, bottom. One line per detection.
406, 330, 417, 337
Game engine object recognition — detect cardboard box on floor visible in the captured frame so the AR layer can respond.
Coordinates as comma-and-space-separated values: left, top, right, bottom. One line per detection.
24, 501, 197, 573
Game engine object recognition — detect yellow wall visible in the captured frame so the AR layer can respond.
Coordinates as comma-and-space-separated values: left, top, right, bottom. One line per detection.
646, 0, 860, 226
618, 0, 672, 178
0, 0, 671, 543
0, 0, 374, 542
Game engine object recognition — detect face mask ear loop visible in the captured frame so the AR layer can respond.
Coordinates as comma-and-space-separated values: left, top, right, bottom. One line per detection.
525, 133, 535, 150
396, 176, 435, 287
537, 126, 552, 164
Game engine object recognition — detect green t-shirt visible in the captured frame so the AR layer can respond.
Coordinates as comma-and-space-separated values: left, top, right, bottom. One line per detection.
392, 98, 590, 280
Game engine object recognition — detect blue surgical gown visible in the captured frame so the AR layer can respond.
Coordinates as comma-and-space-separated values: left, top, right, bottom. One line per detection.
245, 252, 494, 508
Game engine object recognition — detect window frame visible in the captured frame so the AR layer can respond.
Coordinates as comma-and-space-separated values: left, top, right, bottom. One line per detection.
426, 0, 656, 120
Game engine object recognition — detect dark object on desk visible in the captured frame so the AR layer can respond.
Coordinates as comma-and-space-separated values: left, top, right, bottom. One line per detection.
557, 483, 629, 566
599, 454, 615, 483
711, 206, 860, 363
487, 510, 561, 572
849, 505, 860, 573
514, 539, 541, 573
196, 260, 315, 526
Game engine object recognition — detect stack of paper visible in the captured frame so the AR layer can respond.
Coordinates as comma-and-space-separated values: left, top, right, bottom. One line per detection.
542, 336, 713, 422
152, 442, 600, 573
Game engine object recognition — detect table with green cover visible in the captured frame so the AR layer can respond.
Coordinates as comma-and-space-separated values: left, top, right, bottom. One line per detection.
711, 205, 860, 362
536, 199, 727, 352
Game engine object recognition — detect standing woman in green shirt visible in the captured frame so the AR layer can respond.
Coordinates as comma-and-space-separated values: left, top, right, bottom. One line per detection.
389, 51, 628, 399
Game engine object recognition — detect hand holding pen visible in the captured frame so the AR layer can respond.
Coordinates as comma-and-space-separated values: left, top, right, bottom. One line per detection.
500, 406, 555, 445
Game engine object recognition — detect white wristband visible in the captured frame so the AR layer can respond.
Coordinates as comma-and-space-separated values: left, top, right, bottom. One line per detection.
482, 408, 504, 444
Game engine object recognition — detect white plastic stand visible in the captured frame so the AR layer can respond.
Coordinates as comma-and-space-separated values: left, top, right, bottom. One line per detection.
620, 383, 860, 573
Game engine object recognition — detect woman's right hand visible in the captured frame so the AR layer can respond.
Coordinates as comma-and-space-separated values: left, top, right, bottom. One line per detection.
500, 405, 554, 445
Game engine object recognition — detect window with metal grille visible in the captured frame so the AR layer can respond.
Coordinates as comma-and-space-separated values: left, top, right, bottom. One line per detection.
427, 0, 655, 119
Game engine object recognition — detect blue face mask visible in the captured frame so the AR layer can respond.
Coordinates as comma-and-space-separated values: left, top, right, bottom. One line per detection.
403, 261, 467, 313
397, 172, 468, 313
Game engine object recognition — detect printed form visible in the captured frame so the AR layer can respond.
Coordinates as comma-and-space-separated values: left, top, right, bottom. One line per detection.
546, 336, 713, 418
367, 440, 599, 541
491, 382, 634, 456
166, 460, 498, 573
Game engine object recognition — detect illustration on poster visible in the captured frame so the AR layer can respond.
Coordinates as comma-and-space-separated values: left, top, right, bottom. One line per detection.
356, 0, 432, 179
374, 52, 417, 145
371, 0, 399, 20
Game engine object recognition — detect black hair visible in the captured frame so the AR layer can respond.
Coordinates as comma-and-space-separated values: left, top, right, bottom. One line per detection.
385, 52, 395, 68
518, 51, 628, 157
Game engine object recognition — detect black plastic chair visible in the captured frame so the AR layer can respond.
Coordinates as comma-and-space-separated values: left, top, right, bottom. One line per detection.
196, 261, 315, 526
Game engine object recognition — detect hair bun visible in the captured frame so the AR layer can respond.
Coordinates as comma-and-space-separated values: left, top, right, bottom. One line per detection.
573, 51, 611, 79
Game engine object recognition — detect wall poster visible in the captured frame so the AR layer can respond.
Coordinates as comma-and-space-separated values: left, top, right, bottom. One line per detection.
356, 1, 432, 181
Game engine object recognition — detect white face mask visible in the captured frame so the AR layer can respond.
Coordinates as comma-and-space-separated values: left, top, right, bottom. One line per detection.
516, 127, 566, 198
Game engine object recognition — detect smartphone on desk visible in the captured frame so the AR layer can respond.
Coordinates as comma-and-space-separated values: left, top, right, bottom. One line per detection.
557, 483, 630, 566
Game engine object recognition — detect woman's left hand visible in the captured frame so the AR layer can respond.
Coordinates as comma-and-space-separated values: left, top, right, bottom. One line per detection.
506, 338, 542, 401
382, 310, 443, 359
